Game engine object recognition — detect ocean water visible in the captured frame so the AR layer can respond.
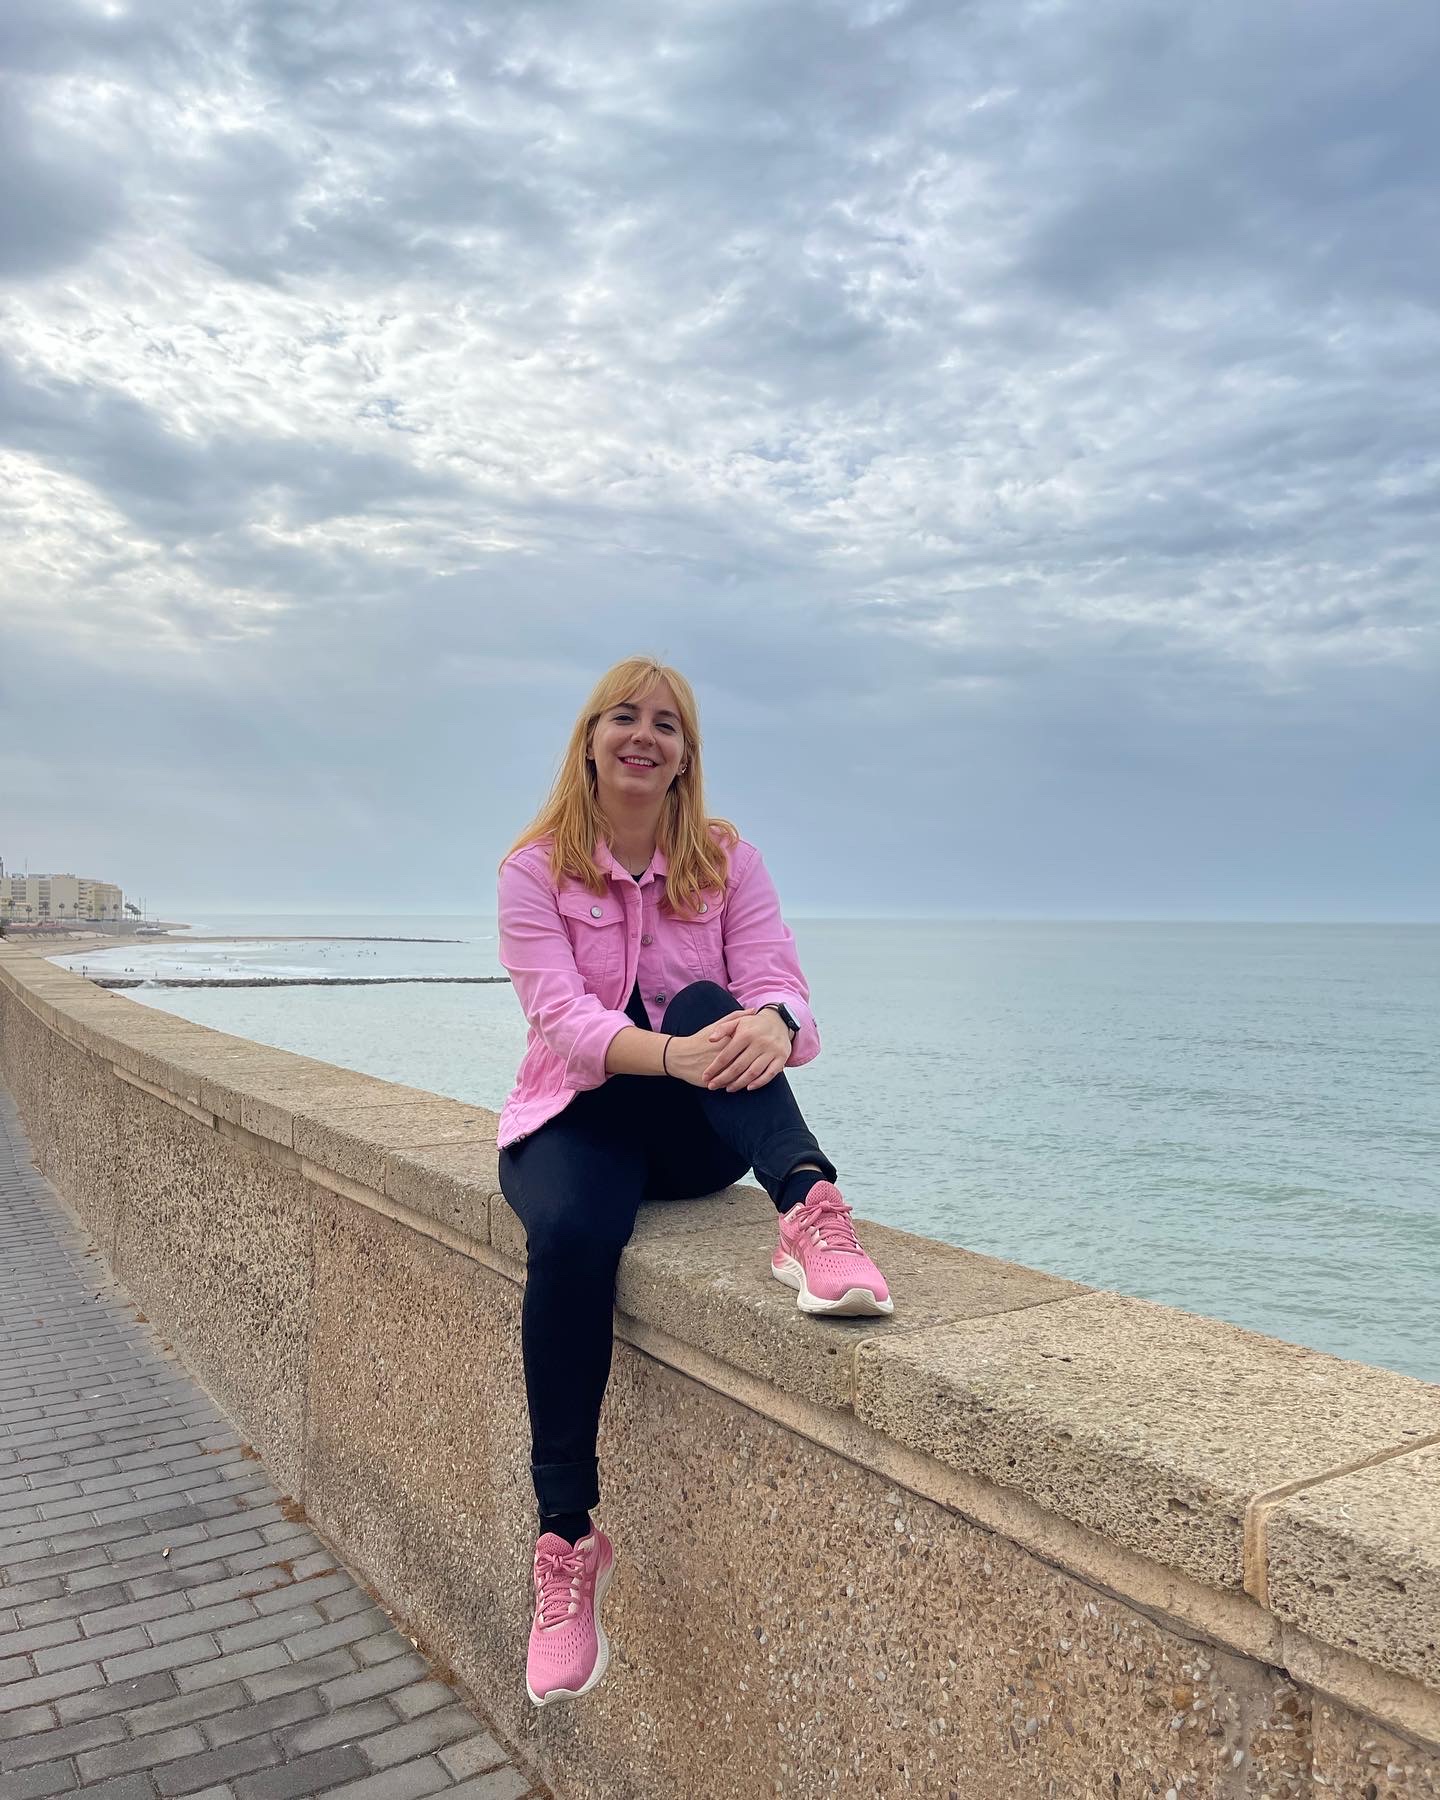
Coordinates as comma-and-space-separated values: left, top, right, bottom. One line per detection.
53, 915, 1440, 1384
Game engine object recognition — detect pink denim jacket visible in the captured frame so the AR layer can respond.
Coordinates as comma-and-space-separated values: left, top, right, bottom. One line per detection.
496, 833, 820, 1147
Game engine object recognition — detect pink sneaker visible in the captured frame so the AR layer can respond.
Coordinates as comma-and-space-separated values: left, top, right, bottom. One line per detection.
771, 1182, 894, 1316
525, 1526, 616, 1708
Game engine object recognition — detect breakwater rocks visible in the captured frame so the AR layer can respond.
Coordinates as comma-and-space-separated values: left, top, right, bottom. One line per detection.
88, 974, 513, 989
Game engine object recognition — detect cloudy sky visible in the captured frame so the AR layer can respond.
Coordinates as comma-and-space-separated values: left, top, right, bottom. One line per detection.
1, 0, 1436, 919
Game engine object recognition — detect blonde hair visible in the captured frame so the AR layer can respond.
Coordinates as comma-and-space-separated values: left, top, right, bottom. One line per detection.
502, 657, 738, 916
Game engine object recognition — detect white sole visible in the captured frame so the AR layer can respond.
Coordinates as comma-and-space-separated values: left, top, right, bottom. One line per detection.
527, 1544, 615, 1708
771, 1253, 894, 1317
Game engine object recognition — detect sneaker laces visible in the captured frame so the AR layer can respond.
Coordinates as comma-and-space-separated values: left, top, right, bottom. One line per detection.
534, 1543, 585, 1630
795, 1191, 863, 1257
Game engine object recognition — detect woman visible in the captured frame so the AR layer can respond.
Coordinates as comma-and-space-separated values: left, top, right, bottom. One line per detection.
496, 656, 894, 1708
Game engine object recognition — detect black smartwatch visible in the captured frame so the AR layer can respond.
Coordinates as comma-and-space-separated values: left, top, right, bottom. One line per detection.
761, 1002, 800, 1040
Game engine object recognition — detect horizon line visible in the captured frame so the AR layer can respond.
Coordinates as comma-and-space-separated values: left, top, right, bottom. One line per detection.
130, 907, 1440, 929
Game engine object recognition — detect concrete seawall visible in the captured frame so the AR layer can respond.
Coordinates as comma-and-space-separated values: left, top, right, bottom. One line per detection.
3, 940, 1437, 1798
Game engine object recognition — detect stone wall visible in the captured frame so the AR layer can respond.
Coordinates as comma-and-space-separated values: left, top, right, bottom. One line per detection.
3, 941, 1437, 1799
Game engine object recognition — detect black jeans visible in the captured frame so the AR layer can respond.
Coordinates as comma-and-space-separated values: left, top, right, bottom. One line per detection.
497, 980, 836, 1518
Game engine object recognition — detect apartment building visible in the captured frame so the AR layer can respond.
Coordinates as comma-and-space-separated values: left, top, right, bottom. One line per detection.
0, 873, 126, 922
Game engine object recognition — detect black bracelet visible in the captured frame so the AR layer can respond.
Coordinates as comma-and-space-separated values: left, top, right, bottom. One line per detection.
662, 1035, 672, 1076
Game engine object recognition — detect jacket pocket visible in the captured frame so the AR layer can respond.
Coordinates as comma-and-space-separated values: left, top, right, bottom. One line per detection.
557, 890, 622, 984
680, 896, 726, 983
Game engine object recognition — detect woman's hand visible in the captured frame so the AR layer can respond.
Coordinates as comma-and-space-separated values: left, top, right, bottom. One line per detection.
666, 1007, 792, 1092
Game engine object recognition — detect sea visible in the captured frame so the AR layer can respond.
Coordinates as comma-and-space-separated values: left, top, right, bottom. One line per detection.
51, 915, 1440, 1386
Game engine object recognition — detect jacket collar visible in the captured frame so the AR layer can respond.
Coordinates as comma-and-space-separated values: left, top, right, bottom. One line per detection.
595, 838, 668, 884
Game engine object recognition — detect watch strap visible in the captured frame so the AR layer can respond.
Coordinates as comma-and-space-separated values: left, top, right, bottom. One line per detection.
761, 1002, 799, 1039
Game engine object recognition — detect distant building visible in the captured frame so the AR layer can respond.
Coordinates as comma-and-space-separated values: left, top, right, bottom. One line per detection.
0, 872, 126, 923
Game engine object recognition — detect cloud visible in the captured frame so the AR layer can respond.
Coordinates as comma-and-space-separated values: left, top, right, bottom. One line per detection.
0, 0, 1435, 914
0, 83, 125, 278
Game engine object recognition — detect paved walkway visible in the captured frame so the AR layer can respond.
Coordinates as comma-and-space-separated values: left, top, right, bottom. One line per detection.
0, 1085, 542, 1800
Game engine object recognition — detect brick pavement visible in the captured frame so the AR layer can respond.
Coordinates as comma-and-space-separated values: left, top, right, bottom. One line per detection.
0, 1084, 542, 1800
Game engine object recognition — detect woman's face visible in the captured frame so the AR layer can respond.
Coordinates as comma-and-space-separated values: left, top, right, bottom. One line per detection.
588, 678, 687, 809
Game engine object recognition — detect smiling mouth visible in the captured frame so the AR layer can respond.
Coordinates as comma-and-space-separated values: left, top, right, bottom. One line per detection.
619, 756, 656, 768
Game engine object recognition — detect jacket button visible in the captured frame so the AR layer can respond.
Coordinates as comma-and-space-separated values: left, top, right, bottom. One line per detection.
641, 933, 653, 946
698, 902, 708, 913
590, 905, 603, 918
655, 994, 666, 1005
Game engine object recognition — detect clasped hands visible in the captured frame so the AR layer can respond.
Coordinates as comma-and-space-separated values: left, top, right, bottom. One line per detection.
666, 1006, 793, 1092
